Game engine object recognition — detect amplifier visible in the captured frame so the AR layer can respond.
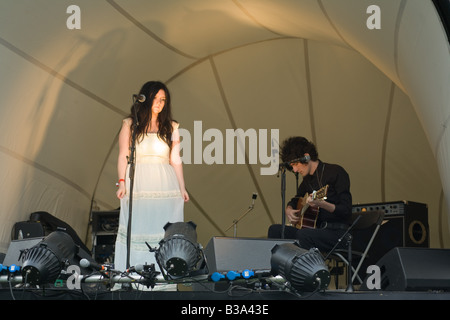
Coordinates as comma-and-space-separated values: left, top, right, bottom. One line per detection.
91, 210, 119, 263
352, 200, 426, 216
351, 201, 429, 268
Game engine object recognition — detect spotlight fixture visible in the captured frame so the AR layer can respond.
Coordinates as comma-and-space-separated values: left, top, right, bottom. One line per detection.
154, 221, 206, 279
270, 242, 330, 292
21, 230, 78, 285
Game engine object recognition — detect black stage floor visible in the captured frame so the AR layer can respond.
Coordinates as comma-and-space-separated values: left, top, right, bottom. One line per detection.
2, 286, 449, 318
2, 286, 450, 300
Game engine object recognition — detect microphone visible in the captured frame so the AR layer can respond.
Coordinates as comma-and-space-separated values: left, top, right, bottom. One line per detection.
80, 258, 116, 272
251, 193, 258, 207
133, 94, 146, 103
279, 161, 293, 169
126, 264, 144, 273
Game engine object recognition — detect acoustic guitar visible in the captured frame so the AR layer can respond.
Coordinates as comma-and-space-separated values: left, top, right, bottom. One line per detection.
293, 185, 329, 229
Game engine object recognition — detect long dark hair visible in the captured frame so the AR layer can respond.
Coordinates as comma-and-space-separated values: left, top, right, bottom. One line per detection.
129, 81, 175, 147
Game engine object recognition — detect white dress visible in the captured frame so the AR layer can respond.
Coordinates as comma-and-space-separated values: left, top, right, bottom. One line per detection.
114, 126, 184, 280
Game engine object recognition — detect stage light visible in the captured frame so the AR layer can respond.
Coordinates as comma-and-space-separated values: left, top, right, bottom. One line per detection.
154, 221, 205, 279
270, 242, 330, 292
21, 230, 78, 285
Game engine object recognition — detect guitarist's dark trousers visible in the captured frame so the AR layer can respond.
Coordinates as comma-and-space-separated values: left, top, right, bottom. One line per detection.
267, 222, 348, 252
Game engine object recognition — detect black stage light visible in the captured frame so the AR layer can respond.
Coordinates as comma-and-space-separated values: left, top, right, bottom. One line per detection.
270, 242, 330, 292
21, 230, 78, 285
154, 221, 205, 279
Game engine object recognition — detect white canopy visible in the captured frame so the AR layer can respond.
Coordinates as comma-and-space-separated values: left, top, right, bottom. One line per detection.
0, 0, 449, 254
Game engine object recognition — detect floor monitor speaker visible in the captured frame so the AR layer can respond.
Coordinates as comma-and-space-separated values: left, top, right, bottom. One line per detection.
204, 237, 294, 274
361, 247, 450, 291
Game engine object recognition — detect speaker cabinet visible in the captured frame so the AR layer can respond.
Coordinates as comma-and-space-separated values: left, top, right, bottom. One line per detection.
204, 237, 294, 274
11, 222, 45, 240
363, 247, 450, 291
91, 210, 119, 263
191, 237, 295, 291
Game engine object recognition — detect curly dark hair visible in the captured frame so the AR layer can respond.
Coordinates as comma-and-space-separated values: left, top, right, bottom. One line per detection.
280, 136, 318, 163
129, 81, 175, 148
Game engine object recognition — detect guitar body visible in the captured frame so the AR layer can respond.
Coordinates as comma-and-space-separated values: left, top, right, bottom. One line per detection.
293, 185, 328, 229
295, 204, 319, 229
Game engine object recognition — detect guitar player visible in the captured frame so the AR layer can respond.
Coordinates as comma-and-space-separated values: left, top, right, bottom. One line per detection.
267, 136, 353, 252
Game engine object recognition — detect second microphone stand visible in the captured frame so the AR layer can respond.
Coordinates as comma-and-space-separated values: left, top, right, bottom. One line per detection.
225, 193, 257, 237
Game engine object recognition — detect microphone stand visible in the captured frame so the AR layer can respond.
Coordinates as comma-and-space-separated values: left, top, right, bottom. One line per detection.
278, 164, 287, 239
225, 194, 257, 237
126, 95, 140, 269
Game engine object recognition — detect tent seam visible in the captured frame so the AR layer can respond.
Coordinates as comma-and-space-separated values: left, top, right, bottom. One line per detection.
106, 0, 199, 60
209, 56, 275, 225
0, 145, 91, 201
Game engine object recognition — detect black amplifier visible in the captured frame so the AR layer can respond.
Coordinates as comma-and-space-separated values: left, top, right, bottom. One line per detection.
353, 200, 426, 217
351, 201, 429, 266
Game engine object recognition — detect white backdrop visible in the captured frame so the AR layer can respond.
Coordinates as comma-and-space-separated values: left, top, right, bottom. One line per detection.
0, 0, 449, 254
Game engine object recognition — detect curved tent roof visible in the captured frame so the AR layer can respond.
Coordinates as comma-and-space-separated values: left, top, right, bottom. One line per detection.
0, 0, 449, 254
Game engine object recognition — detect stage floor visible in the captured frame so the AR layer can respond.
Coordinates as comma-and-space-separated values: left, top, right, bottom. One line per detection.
1, 286, 450, 300
2, 285, 449, 318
